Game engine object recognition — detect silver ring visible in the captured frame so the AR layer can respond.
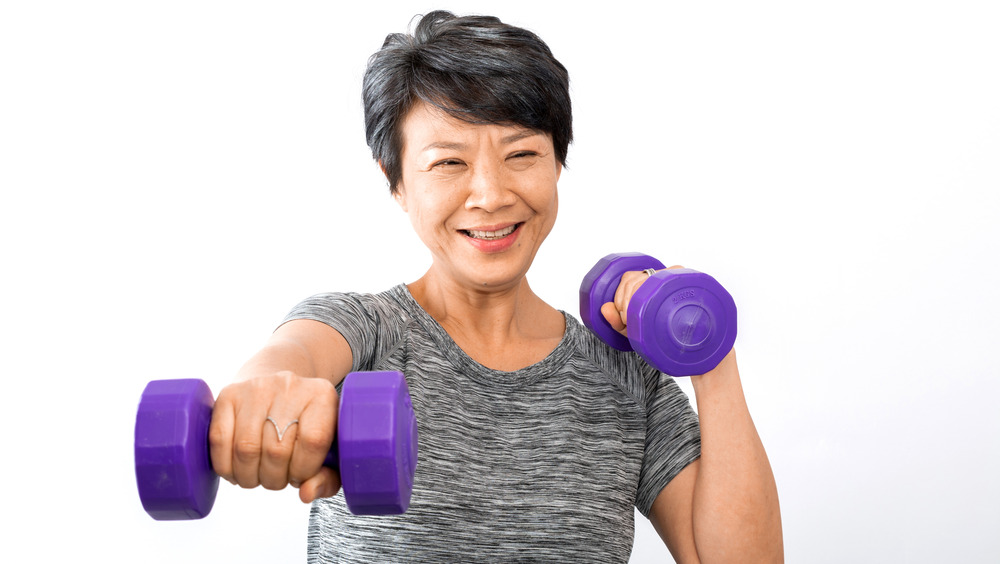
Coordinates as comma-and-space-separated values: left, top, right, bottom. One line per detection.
642, 268, 657, 277
265, 416, 299, 442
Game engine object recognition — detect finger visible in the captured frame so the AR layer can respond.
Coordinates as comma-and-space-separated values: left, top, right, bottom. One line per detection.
299, 467, 342, 504
601, 301, 627, 333
258, 409, 298, 491
667, 264, 685, 270
288, 382, 338, 487
612, 274, 632, 324
231, 400, 267, 489
208, 395, 236, 485
612, 271, 647, 327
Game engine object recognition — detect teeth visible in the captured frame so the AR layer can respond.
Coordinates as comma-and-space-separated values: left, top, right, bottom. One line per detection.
466, 225, 517, 240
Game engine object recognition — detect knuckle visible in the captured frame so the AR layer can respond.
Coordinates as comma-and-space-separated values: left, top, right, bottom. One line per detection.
236, 477, 259, 490
273, 370, 299, 390
264, 441, 290, 463
215, 384, 236, 402
308, 376, 336, 395
260, 478, 287, 492
234, 438, 262, 463
297, 427, 333, 454
207, 424, 228, 450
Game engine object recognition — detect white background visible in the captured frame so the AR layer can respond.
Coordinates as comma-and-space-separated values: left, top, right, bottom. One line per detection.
2, 1, 998, 562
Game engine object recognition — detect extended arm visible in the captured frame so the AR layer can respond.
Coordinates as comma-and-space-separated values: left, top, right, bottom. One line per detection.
209, 318, 355, 503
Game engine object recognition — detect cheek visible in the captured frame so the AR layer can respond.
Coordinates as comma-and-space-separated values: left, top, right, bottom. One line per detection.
524, 176, 559, 218
406, 191, 453, 237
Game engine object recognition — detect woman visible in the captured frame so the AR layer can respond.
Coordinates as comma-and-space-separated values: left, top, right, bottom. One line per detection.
208, 11, 782, 563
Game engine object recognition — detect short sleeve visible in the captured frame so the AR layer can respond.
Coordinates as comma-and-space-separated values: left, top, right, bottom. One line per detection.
280, 292, 381, 373
634, 369, 702, 517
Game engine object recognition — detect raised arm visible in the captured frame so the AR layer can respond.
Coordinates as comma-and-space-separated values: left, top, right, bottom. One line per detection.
648, 350, 783, 563
599, 266, 782, 562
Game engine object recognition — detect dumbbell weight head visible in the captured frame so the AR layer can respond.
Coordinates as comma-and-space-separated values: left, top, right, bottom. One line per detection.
134, 379, 219, 520
134, 371, 418, 520
579, 252, 666, 352
337, 370, 419, 515
628, 269, 738, 376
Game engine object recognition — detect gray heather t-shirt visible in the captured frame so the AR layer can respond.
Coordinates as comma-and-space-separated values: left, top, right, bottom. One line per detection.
283, 285, 701, 563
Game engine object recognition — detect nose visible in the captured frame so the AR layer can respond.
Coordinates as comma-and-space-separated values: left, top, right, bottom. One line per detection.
465, 164, 517, 213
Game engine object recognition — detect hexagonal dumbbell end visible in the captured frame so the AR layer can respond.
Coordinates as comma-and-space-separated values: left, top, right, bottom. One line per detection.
134, 379, 219, 520
628, 268, 737, 376
337, 371, 419, 515
580, 252, 666, 352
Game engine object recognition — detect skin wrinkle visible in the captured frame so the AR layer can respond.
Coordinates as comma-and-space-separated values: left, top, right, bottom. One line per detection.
393, 100, 563, 370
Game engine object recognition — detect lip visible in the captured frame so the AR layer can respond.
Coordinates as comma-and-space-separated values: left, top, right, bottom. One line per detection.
461, 222, 520, 233
459, 222, 523, 253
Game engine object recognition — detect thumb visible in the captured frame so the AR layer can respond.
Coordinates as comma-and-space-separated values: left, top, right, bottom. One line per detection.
600, 301, 627, 335
299, 467, 342, 504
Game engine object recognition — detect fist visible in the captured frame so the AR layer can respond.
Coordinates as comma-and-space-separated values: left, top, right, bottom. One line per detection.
208, 372, 342, 503
600, 265, 684, 336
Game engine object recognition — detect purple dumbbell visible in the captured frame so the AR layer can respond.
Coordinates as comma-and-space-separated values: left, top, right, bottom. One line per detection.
134, 370, 418, 520
580, 252, 738, 376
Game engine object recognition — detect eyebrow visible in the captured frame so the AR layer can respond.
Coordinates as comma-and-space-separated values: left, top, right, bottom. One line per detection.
419, 130, 542, 153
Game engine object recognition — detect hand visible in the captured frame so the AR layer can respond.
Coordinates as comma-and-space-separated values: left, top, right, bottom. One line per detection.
208, 371, 341, 504
599, 264, 684, 336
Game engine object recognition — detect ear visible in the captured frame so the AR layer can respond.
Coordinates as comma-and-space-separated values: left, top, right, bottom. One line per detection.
393, 185, 408, 212
379, 160, 409, 211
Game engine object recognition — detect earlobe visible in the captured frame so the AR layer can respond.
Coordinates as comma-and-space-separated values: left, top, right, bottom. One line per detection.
394, 188, 408, 212
380, 160, 408, 211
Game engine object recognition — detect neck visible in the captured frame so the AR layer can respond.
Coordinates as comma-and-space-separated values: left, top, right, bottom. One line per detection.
408, 268, 536, 336
406, 267, 564, 370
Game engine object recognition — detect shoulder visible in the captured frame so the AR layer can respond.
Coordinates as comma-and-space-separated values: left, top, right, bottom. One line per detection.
283, 284, 414, 324
564, 314, 660, 408
282, 285, 422, 372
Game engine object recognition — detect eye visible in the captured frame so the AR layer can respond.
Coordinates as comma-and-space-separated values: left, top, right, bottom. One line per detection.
432, 158, 465, 168
508, 151, 537, 160
506, 150, 540, 171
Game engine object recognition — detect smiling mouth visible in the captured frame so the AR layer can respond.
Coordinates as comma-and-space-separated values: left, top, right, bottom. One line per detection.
461, 223, 522, 240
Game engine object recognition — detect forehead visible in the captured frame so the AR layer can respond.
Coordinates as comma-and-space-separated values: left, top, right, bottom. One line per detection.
400, 101, 543, 152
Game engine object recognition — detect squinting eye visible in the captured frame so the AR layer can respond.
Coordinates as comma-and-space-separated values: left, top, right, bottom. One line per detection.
434, 159, 464, 168
509, 151, 537, 159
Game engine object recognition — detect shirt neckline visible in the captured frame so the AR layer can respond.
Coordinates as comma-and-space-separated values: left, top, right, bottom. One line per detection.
389, 283, 580, 389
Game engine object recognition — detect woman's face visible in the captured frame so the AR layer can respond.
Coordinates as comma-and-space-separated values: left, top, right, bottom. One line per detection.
394, 101, 561, 290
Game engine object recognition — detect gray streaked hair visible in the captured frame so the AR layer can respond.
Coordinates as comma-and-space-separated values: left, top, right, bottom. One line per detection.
362, 10, 572, 193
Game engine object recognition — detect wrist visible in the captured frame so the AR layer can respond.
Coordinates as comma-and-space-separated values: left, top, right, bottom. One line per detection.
689, 348, 740, 397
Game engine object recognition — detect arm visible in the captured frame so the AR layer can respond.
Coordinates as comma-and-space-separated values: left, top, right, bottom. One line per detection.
234, 319, 354, 386
209, 319, 354, 503
649, 350, 783, 563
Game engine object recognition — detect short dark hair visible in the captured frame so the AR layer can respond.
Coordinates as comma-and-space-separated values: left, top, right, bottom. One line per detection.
362, 10, 572, 193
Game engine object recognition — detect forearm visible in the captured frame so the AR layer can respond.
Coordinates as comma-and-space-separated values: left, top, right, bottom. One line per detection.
690, 350, 783, 563
235, 338, 318, 383
234, 319, 353, 385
